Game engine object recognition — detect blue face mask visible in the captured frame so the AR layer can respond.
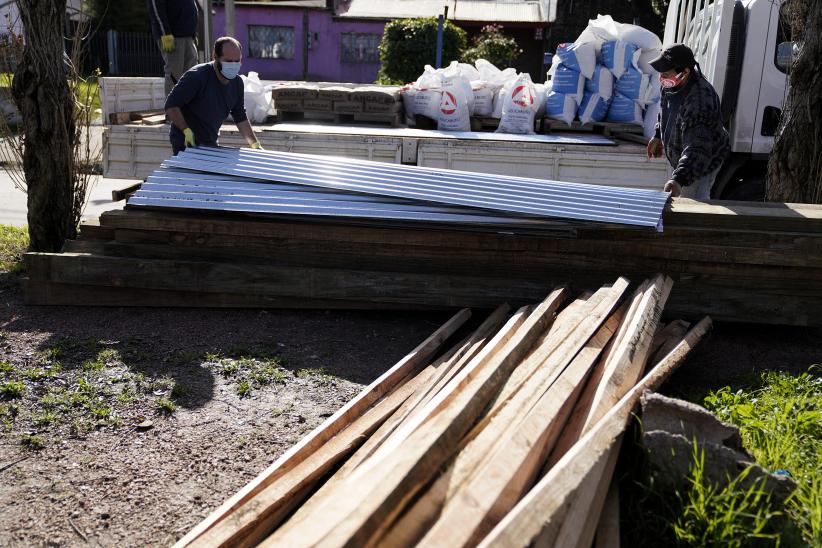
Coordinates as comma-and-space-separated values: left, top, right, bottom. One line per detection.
219, 61, 241, 80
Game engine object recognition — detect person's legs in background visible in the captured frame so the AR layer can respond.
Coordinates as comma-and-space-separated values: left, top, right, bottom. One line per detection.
680, 166, 721, 200
160, 37, 198, 97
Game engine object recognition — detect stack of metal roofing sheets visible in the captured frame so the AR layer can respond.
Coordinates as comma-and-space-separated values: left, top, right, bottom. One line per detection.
126, 147, 670, 233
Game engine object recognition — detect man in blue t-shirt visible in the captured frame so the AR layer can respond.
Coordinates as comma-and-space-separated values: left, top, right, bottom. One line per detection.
164, 36, 262, 155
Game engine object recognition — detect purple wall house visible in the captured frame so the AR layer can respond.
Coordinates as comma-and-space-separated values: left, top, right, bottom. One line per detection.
212, 1, 385, 83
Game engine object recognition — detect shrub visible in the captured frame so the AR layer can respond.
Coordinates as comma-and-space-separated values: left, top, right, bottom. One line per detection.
377, 18, 468, 85
462, 24, 522, 69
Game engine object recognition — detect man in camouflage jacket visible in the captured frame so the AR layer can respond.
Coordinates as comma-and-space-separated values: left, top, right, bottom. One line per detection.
647, 44, 730, 199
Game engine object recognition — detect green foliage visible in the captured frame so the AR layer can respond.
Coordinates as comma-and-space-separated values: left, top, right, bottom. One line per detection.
236, 380, 251, 398
154, 397, 177, 415
703, 368, 822, 544
461, 24, 522, 69
20, 433, 44, 450
377, 18, 468, 85
0, 225, 29, 273
0, 380, 25, 399
86, 0, 150, 33
673, 445, 782, 546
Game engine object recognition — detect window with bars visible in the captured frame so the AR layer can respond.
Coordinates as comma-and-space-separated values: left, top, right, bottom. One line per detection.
248, 25, 295, 60
340, 32, 381, 63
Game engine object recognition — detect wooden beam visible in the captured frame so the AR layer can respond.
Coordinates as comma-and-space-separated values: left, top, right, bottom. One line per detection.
261, 290, 566, 547
477, 317, 712, 548
419, 288, 628, 547
174, 308, 469, 547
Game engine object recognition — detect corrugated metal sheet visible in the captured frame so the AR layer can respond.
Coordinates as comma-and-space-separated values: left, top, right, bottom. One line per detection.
151, 147, 669, 230
339, 0, 556, 22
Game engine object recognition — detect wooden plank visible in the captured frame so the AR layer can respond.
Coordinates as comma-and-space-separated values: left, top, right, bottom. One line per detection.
174, 309, 470, 547
20, 279, 438, 310
272, 307, 516, 539
418, 287, 628, 547
357, 305, 513, 462
648, 319, 691, 366
191, 357, 434, 548
261, 291, 566, 547
28, 252, 551, 308
477, 317, 713, 548
111, 182, 143, 202
595, 481, 621, 548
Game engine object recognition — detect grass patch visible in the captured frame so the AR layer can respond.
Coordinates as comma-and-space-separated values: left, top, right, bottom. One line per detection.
0, 380, 25, 399
20, 433, 44, 450
673, 444, 783, 546
703, 367, 822, 544
0, 361, 14, 375
154, 397, 177, 415
0, 225, 28, 273
236, 380, 252, 398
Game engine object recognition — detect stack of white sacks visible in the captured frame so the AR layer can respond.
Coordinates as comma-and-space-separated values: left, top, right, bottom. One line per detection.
545, 15, 663, 138
402, 59, 547, 135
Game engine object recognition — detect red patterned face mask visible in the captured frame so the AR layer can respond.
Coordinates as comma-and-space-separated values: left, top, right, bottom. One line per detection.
660, 71, 687, 89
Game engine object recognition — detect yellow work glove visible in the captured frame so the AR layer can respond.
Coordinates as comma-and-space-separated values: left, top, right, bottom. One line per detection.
250, 141, 263, 150
160, 34, 175, 53
183, 128, 196, 148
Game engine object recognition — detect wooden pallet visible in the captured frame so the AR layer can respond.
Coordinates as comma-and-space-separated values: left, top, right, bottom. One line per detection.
541, 119, 644, 137
274, 110, 404, 128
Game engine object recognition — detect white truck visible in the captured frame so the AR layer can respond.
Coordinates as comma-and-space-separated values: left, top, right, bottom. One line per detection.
664, 0, 791, 199
102, 0, 790, 199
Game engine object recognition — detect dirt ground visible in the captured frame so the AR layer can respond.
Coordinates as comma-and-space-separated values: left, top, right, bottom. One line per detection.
1, 273, 820, 547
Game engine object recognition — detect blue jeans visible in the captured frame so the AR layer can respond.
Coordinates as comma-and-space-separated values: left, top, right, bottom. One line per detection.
678, 166, 721, 200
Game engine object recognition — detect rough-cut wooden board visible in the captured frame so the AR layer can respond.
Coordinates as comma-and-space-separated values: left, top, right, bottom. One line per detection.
273, 307, 516, 539
477, 317, 713, 548
24, 252, 550, 308
191, 358, 435, 548
595, 482, 621, 548
419, 291, 628, 547
261, 291, 565, 547
174, 309, 469, 547
376, 293, 623, 547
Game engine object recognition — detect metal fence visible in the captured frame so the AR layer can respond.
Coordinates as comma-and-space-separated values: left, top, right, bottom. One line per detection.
73, 29, 163, 76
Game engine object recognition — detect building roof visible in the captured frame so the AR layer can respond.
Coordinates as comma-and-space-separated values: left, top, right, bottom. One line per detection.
337, 0, 556, 23
217, 0, 327, 8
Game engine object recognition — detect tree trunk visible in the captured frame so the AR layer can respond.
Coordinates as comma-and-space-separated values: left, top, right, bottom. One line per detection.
766, 0, 822, 204
12, 0, 76, 252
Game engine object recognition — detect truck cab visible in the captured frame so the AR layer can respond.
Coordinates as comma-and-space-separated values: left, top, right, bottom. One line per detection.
663, 0, 793, 199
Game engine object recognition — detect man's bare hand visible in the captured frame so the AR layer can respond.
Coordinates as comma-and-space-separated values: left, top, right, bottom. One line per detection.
647, 138, 663, 159
663, 179, 682, 197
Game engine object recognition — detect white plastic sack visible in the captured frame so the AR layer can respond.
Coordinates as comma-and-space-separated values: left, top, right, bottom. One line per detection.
401, 84, 417, 124
438, 76, 471, 132
614, 67, 649, 101
550, 63, 585, 103
241, 72, 271, 123
601, 40, 640, 79
492, 86, 506, 118
638, 49, 663, 74
618, 22, 662, 52
534, 83, 549, 117
442, 61, 475, 114
412, 65, 443, 120
641, 70, 661, 105
578, 92, 610, 124
458, 62, 481, 82
643, 100, 661, 140
496, 73, 539, 135
545, 91, 577, 126
585, 65, 614, 99
606, 93, 643, 125
471, 81, 497, 116
555, 42, 597, 79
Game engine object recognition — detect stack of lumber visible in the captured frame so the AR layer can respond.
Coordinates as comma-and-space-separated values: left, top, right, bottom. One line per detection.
271, 82, 404, 127
22, 200, 822, 325
174, 276, 712, 547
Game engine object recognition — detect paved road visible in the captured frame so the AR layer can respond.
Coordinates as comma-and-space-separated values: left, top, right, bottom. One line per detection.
0, 124, 130, 227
